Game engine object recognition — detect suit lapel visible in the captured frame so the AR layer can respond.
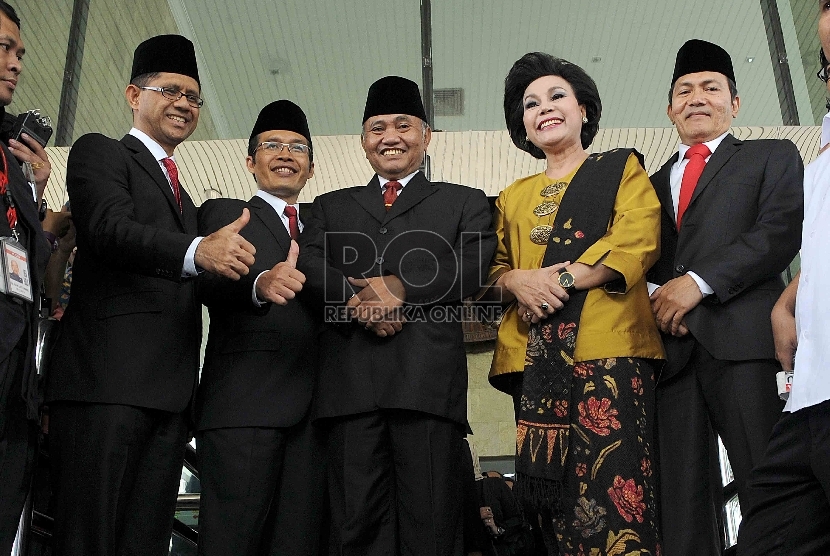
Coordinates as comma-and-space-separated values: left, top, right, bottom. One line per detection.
121, 134, 185, 229
351, 175, 387, 224
652, 155, 677, 227
383, 171, 436, 223
689, 134, 740, 206
249, 195, 291, 254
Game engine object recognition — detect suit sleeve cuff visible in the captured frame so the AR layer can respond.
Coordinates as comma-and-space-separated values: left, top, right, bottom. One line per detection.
252, 270, 269, 306
182, 237, 203, 277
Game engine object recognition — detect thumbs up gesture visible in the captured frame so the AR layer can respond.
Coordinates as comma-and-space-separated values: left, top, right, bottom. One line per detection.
255, 240, 306, 305
195, 208, 257, 280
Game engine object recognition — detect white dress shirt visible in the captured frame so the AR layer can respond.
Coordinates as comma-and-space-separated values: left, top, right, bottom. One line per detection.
378, 170, 419, 192
647, 132, 729, 297
128, 128, 201, 277
784, 114, 830, 412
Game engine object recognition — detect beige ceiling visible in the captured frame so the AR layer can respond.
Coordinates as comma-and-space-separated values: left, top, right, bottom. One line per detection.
7, 0, 828, 145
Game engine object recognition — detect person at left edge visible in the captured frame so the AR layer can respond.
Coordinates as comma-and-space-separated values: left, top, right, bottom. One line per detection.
195, 100, 326, 556
0, 1, 58, 553
45, 34, 256, 556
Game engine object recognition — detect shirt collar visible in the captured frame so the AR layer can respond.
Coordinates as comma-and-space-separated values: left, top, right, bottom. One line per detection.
677, 131, 729, 161
378, 170, 419, 190
129, 127, 173, 162
256, 189, 297, 217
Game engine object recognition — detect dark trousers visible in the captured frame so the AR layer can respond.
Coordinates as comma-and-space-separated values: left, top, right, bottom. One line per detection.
196, 417, 327, 556
737, 399, 830, 556
49, 402, 188, 556
657, 342, 783, 556
0, 346, 38, 555
327, 410, 464, 556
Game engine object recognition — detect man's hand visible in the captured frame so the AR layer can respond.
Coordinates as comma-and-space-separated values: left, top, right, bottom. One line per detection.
8, 133, 51, 201
347, 275, 407, 336
650, 274, 704, 336
195, 208, 256, 280
41, 208, 72, 237
255, 240, 305, 305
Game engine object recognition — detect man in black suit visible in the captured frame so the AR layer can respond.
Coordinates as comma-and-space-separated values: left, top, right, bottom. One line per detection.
195, 100, 325, 556
647, 39, 803, 556
0, 2, 59, 551
45, 35, 256, 556
299, 76, 496, 556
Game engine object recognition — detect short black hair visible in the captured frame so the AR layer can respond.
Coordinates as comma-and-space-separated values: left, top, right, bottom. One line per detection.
504, 52, 602, 158
130, 72, 161, 88
667, 77, 738, 104
247, 132, 314, 167
0, 1, 20, 30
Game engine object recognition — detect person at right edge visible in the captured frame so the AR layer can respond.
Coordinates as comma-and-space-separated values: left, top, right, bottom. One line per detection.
736, 10, 830, 553
483, 52, 664, 555
647, 39, 803, 556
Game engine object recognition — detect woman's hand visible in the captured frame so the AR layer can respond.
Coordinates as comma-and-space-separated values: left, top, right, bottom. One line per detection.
501, 261, 571, 323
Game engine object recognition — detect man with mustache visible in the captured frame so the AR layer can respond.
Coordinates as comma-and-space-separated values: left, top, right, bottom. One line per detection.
195, 100, 325, 556
45, 34, 256, 555
647, 39, 803, 555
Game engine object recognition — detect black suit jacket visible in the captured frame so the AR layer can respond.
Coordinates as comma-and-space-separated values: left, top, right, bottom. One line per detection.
195, 196, 318, 430
0, 140, 51, 420
647, 135, 803, 381
298, 171, 496, 425
46, 133, 201, 413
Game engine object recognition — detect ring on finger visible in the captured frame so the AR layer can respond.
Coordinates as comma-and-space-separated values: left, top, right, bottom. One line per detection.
540, 302, 549, 311
525, 311, 532, 319
31, 162, 45, 170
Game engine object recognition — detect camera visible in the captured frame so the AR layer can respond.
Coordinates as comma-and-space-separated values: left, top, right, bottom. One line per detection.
11, 109, 53, 148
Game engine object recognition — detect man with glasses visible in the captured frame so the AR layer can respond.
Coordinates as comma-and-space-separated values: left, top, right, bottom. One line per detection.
194, 100, 325, 556
45, 35, 256, 556
647, 39, 803, 555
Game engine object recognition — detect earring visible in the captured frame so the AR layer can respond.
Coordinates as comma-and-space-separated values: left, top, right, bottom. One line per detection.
582, 116, 588, 124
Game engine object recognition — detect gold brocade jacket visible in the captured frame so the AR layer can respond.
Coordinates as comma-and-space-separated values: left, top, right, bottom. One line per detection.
488, 154, 665, 386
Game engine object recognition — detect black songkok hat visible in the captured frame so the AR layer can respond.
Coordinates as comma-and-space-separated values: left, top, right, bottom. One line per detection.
363, 76, 428, 124
250, 100, 312, 150
131, 35, 200, 85
672, 39, 735, 87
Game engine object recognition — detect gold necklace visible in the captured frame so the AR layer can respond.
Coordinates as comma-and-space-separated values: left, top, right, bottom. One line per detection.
530, 181, 567, 245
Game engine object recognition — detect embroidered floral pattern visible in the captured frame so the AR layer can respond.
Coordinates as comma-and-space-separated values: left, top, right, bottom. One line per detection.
577, 397, 621, 436
574, 362, 595, 378
607, 476, 646, 523
575, 462, 587, 477
572, 497, 608, 538
554, 399, 570, 417
641, 457, 652, 477
631, 376, 643, 395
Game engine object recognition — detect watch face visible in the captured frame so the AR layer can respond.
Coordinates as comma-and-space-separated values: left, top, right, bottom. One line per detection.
559, 271, 575, 289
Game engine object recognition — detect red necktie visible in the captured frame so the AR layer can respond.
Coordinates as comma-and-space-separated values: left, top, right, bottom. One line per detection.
284, 205, 300, 241
676, 144, 710, 230
383, 181, 402, 211
161, 157, 183, 213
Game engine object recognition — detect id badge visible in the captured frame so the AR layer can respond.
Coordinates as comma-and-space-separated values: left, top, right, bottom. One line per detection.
776, 370, 794, 401
0, 236, 34, 302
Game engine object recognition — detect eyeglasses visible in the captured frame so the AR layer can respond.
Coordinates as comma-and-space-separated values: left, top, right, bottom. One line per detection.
255, 141, 310, 155
818, 67, 830, 83
139, 86, 204, 108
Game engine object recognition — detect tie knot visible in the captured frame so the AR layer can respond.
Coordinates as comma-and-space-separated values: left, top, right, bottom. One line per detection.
284, 205, 297, 217
685, 144, 711, 160
385, 181, 402, 193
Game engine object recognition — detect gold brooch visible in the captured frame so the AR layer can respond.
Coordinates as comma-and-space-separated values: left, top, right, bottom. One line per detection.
530, 225, 552, 245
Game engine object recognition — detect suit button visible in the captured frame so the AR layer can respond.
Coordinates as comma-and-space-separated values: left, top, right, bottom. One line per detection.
675, 264, 685, 273
376, 257, 384, 265
379, 227, 388, 234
